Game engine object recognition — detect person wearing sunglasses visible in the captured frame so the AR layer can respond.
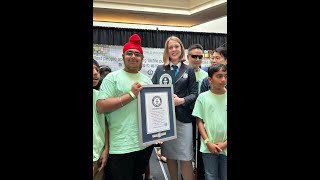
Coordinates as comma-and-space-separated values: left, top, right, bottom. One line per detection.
187, 44, 208, 179
187, 44, 208, 94
200, 46, 227, 94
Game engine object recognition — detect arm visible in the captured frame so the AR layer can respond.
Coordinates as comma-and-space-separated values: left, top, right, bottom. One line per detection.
215, 140, 227, 150
98, 119, 109, 171
182, 67, 198, 105
200, 77, 210, 93
196, 118, 222, 154
97, 93, 133, 113
97, 82, 143, 113
151, 66, 159, 84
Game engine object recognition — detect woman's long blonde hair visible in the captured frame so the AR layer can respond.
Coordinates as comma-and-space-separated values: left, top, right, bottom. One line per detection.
163, 36, 186, 65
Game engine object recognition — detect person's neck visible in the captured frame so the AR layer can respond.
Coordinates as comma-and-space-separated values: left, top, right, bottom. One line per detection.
123, 68, 138, 74
210, 87, 226, 94
171, 59, 179, 65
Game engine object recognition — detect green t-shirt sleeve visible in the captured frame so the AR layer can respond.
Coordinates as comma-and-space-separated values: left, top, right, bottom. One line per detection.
192, 94, 204, 120
98, 74, 116, 99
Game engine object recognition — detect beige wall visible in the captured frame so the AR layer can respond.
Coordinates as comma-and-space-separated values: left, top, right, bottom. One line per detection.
93, 16, 227, 34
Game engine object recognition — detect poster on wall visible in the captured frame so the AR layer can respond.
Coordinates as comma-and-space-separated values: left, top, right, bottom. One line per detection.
93, 44, 212, 79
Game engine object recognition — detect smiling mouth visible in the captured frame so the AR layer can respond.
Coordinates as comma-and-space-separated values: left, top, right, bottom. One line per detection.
128, 60, 138, 64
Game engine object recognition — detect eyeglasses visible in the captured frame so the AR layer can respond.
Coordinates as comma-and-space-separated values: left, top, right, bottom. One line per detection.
190, 55, 203, 59
125, 51, 142, 57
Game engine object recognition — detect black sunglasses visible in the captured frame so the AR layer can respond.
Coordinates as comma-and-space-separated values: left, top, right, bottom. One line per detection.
190, 55, 203, 59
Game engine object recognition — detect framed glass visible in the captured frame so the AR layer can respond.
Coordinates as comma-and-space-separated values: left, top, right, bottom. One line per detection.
138, 84, 177, 146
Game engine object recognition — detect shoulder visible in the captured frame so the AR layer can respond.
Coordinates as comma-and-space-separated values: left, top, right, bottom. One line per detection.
139, 72, 152, 82
106, 69, 122, 79
181, 63, 193, 71
185, 65, 195, 75
139, 72, 149, 78
198, 91, 211, 100
155, 65, 163, 70
199, 91, 208, 98
155, 64, 168, 72
200, 69, 207, 75
195, 92, 206, 103
93, 89, 99, 99
93, 89, 99, 94
186, 64, 195, 72
111, 69, 122, 75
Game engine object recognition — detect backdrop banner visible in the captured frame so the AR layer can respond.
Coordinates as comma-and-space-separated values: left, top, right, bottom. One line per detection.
93, 44, 212, 79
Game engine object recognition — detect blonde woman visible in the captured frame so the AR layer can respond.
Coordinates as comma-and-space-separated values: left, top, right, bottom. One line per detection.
152, 36, 198, 180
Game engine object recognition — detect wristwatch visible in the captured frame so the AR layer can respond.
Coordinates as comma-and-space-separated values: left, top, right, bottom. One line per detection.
204, 138, 209, 144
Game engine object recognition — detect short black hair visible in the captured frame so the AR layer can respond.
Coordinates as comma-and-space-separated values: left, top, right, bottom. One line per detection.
188, 44, 203, 53
99, 65, 111, 74
214, 46, 227, 59
208, 64, 227, 78
93, 59, 100, 68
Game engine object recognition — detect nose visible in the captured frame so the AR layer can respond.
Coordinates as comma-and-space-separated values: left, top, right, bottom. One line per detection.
221, 75, 227, 82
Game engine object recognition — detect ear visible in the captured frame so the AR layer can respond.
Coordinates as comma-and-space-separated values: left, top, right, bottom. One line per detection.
208, 76, 212, 84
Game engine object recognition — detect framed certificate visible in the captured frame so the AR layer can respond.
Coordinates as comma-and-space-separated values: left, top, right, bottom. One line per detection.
138, 84, 177, 146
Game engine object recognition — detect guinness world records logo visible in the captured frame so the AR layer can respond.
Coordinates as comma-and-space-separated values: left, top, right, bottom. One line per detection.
159, 73, 173, 85
152, 96, 162, 107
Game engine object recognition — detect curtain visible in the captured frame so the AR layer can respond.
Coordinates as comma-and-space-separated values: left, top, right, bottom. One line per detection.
93, 26, 227, 50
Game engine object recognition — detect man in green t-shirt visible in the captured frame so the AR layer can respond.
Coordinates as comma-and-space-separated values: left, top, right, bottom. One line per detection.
97, 34, 154, 180
200, 46, 227, 94
187, 43, 208, 178
187, 43, 208, 93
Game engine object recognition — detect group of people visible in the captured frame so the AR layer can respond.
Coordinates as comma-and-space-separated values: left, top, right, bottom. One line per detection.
93, 33, 227, 180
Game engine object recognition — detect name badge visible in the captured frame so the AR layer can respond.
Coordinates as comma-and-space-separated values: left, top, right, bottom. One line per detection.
183, 73, 188, 79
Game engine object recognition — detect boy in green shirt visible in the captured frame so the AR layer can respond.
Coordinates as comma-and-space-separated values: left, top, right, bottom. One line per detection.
93, 59, 109, 180
192, 64, 227, 180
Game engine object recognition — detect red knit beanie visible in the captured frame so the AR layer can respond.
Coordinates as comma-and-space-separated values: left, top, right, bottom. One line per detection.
122, 34, 143, 54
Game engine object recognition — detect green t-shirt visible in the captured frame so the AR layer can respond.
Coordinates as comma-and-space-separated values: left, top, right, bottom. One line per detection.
98, 69, 153, 154
195, 69, 208, 94
192, 90, 227, 155
93, 89, 106, 161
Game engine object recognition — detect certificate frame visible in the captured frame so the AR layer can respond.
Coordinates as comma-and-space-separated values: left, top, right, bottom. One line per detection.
138, 84, 177, 146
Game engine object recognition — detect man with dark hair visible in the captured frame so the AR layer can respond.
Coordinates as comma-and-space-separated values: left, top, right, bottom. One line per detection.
97, 34, 154, 180
187, 44, 208, 93
187, 44, 208, 179
200, 46, 227, 93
